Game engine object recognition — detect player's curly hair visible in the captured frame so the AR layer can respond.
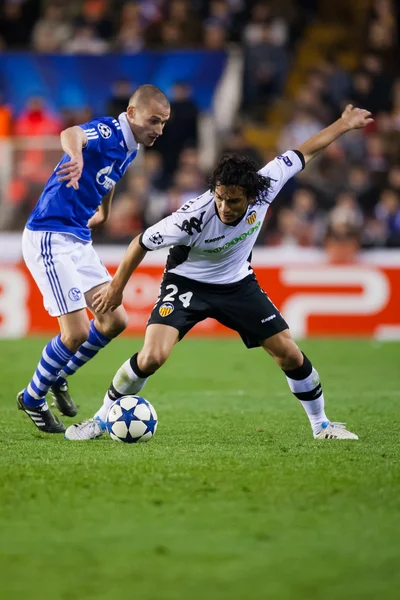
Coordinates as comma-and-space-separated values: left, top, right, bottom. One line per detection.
209, 155, 271, 205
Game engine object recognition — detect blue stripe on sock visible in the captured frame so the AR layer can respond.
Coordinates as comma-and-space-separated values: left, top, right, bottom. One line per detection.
30, 379, 43, 397
41, 233, 63, 314
34, 369, 52, 388
78, 346, 98, 359
40, 357, 60, 376
70, 355, 86, 367
52, 338, 71, 362
47, 234, 68, 314
61, 365, 77, 376
88, 320, 110, 347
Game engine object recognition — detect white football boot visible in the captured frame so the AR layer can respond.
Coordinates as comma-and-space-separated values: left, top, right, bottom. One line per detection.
65, 417, 106, 441
314, 422, 359, 440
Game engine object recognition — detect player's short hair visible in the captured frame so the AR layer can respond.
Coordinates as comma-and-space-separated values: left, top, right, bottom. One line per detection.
129, 85, 170, 109
209, 155, 271, 205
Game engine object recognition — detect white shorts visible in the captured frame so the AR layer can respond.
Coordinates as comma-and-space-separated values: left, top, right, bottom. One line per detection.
22, 228, 111, 317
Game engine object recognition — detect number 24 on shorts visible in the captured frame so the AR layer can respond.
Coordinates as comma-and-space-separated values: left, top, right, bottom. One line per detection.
162, 284, 193, 308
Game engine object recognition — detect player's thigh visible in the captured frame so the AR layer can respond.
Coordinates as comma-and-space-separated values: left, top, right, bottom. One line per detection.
214, 277, 289, 348
142, 324, 180, 359
22, 229, 87, 317
76, 242, 111, 297
147, 275, 210, 340
85, 282, 128, 333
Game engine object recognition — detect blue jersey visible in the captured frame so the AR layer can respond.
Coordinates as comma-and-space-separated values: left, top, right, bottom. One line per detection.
26, 113, 139, 241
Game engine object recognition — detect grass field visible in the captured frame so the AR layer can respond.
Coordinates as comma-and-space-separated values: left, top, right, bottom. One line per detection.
0, 337, 399, 600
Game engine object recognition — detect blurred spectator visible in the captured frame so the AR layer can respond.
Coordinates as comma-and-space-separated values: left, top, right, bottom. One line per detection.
243, 1, 288, 47
0, 0, 39, 49
203, 22, 227, 50
324, 225, 361, 263
156, 82, 199, 176
64, 25, 109, 54
14, 97, 62, 137
75, 0, 114, 41
115, 1, 144, 52
31, 3, 72, 52
220, 127, 263, 167
347, 163, 377, 213
243, 24, 288, 120
107, 79, 133, 119
102, 192, 143, 243
374, 188, 400, 245
278, 107, 323, 152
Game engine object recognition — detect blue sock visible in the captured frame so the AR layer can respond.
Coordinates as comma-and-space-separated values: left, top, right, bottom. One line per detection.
54, 320, 111, 388
24, 335, 75, 407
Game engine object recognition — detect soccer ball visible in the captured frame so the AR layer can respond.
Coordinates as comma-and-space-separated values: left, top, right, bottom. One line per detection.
106, 396, 158, 443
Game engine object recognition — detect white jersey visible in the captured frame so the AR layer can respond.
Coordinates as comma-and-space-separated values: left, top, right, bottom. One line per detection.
141, 150, 304, 284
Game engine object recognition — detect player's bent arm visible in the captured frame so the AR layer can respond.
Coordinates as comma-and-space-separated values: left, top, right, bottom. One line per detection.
92, 235, 148, 313
298, 104, 373, 165
100, 187, 115, 221
60, 126, 87, 156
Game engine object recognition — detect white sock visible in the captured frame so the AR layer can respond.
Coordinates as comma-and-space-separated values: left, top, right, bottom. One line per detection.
285, 367, 329, 435
94, 357, 148, 422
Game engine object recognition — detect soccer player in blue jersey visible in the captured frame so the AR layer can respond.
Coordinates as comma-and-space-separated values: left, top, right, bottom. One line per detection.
18, 84, 170, 434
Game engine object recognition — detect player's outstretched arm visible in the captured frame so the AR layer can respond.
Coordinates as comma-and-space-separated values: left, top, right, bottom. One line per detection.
57, 126, 87, 190
298, 104, 373, 165
92, 234, 147, 313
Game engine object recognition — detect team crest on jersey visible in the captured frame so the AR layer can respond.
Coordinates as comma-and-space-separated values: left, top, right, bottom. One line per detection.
246, 210, 257, 225
68, 287, 82, 302
98, 123, 112, 139
159, 302, 174, 317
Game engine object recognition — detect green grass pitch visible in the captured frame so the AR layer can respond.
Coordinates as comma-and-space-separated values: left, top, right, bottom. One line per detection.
0, 337, 399, 600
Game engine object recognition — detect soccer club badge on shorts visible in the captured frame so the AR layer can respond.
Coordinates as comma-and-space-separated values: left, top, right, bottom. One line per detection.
246, 210, 257, 225
68, 287, 82, 302
159, 302, 174, 317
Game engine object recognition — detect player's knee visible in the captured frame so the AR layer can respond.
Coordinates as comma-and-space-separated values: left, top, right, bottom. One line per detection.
61, 327, 90, 352
138, 347, 169, 373
273, 340, 303, 370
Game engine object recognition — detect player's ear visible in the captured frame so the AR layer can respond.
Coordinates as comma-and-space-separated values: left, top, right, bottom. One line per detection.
127, 105, 135, 120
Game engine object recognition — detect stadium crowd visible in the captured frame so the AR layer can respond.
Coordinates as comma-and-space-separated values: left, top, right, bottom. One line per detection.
0, 0, 400, 254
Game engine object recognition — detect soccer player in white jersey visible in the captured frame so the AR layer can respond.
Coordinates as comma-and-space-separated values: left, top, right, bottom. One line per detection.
65, 104, 372, 441
18, 85, 170, 434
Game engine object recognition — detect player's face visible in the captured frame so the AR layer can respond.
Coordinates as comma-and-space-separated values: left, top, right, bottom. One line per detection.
214, 185, 250, 224
128, 100, 170, 147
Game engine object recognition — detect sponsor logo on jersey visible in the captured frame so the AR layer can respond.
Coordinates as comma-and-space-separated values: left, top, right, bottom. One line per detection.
204, 220, 261, 253
149, 232, 164, 246
68, 287, 82, 302
159, 302, 174, 317
175, 211, 206, 235
98, 123, 112, 139
96, 163, 116, 191
205, 235, 225, 243
246, 210, 257, 225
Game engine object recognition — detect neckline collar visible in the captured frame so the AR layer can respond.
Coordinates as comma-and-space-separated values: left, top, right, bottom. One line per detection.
118, 112, 139, 152
214, 201, 248, 227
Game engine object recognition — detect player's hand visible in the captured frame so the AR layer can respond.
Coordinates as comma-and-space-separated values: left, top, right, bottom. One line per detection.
341, 104, 374, 130
92, 283, 123, 314
88, 206, 106, 230
56, 153, 84, 190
